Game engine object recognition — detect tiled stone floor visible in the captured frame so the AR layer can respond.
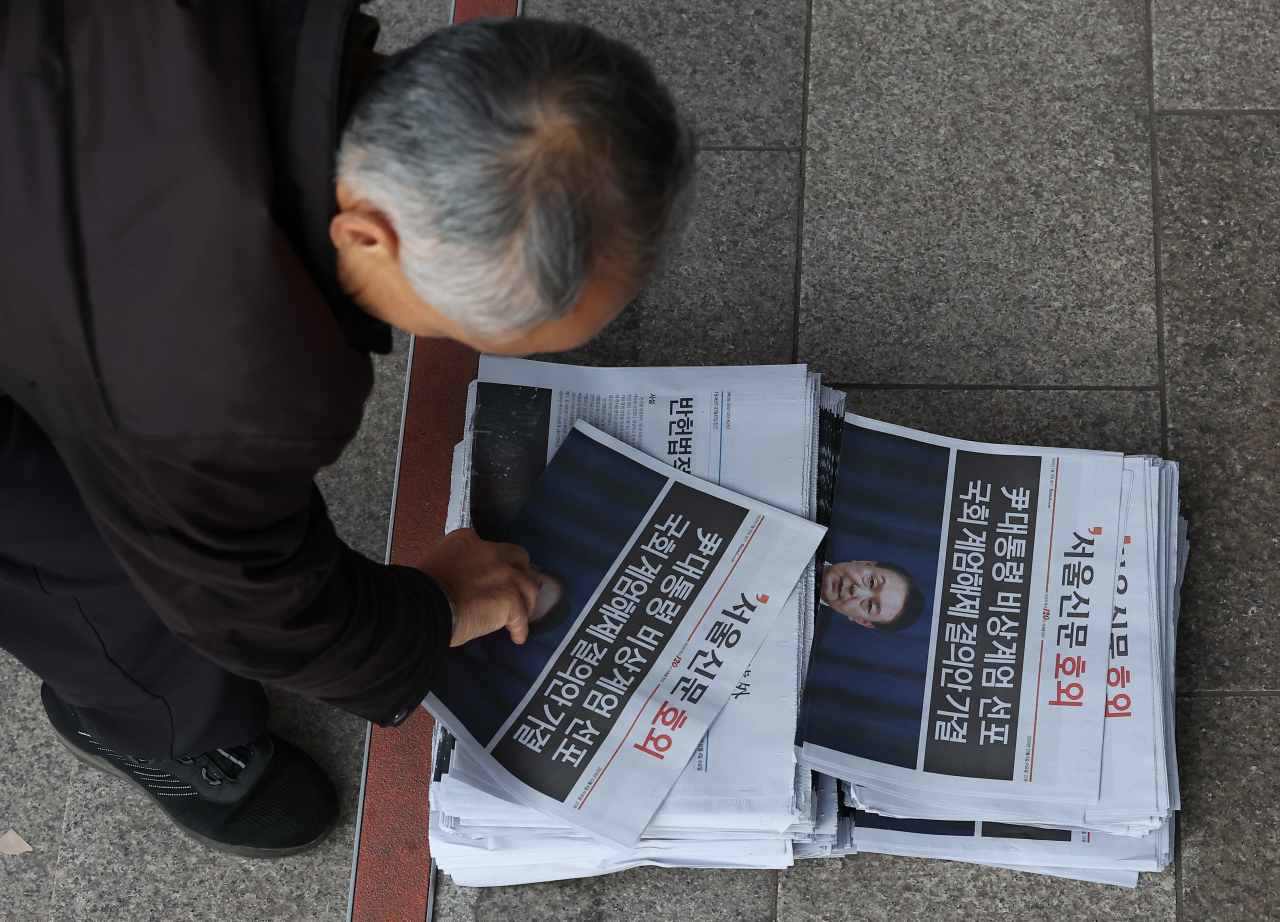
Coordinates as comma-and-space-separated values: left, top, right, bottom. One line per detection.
2, 0, 1277, 920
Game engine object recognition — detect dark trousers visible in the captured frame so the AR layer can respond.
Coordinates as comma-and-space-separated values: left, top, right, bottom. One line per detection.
0, 398, 268, 759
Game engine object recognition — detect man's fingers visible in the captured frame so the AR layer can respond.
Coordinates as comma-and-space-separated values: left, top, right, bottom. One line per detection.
507, 617, 530, 646
513, 569, 541, 613
417, 530, 545, 647
504, 574, 535, 646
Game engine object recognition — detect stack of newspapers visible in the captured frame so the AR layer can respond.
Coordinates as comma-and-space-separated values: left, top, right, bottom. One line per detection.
423, 359, 1185, 889
796, 418, 1186, 887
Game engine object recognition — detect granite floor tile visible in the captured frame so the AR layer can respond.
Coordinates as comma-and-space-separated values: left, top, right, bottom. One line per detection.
366, 0, 452, 53
435, 866, 776, 922
799, 0, 1157, 386
46, 692, 366, 922
523, 0, 806, 148
778, 854, 1176, 922
1158, 115, 1280, 692
1152, 0, 1280, 110
432, 873, 482, 921
316, 329, 411, 561
841, 389, 1163, 456
549, 150, 799, 368
1178, 695, 1280, 922
0, 652, 77, 922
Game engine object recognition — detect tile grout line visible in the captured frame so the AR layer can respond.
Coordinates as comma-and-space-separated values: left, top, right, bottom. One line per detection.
1157, 107, 1280, 117
789, 0, 816, 365
781, 0, 816, 906
1143, 1, 1171, 468
1145, 10, 1180, 916
827, 383, 1162, 392
1144, 6, 1178, 913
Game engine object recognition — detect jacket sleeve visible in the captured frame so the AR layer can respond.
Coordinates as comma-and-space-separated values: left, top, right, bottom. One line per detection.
58, 429, 455, 727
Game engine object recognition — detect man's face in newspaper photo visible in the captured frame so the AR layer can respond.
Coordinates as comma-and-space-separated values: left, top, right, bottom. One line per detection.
822, 561, 909, 629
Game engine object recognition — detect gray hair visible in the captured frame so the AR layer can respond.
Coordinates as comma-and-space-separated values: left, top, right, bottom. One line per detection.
339, 18, 695, 337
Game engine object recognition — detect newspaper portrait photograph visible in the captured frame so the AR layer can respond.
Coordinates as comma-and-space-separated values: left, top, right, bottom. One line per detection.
798, 421, 949, 770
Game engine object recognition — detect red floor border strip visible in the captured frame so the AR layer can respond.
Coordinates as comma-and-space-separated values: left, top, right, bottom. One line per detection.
350, 336, 479, 922
452, 0, 523, 19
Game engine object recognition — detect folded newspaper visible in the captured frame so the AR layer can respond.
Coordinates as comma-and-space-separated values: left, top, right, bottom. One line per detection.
423, 359, 1185, 888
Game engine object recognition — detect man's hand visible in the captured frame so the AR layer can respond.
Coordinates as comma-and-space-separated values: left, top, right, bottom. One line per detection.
415, 528, 540, 647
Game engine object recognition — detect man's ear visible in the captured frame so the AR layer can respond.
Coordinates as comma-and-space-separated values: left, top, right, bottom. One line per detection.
329, 205, 401, 264
851, 616, 876, 630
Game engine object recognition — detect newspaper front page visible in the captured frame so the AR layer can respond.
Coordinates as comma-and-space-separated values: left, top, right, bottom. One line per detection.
425, 422, 824, 847
461, 359, 821, 825
798, 415, 1126, 812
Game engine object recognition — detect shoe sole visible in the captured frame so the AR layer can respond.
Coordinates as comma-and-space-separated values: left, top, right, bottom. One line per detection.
52, 733, 338, 859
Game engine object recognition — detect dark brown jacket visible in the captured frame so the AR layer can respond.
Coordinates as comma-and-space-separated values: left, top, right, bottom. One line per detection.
0, 0, 452, 725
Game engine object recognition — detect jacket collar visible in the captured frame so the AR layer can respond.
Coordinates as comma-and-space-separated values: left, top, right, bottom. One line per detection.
255, 0, 393, 354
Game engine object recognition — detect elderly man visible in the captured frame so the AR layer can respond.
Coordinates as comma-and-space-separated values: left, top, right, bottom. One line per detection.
0, 4, 691, 857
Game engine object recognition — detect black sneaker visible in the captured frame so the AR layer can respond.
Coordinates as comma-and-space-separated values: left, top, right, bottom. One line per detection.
41, 682, 339, 858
